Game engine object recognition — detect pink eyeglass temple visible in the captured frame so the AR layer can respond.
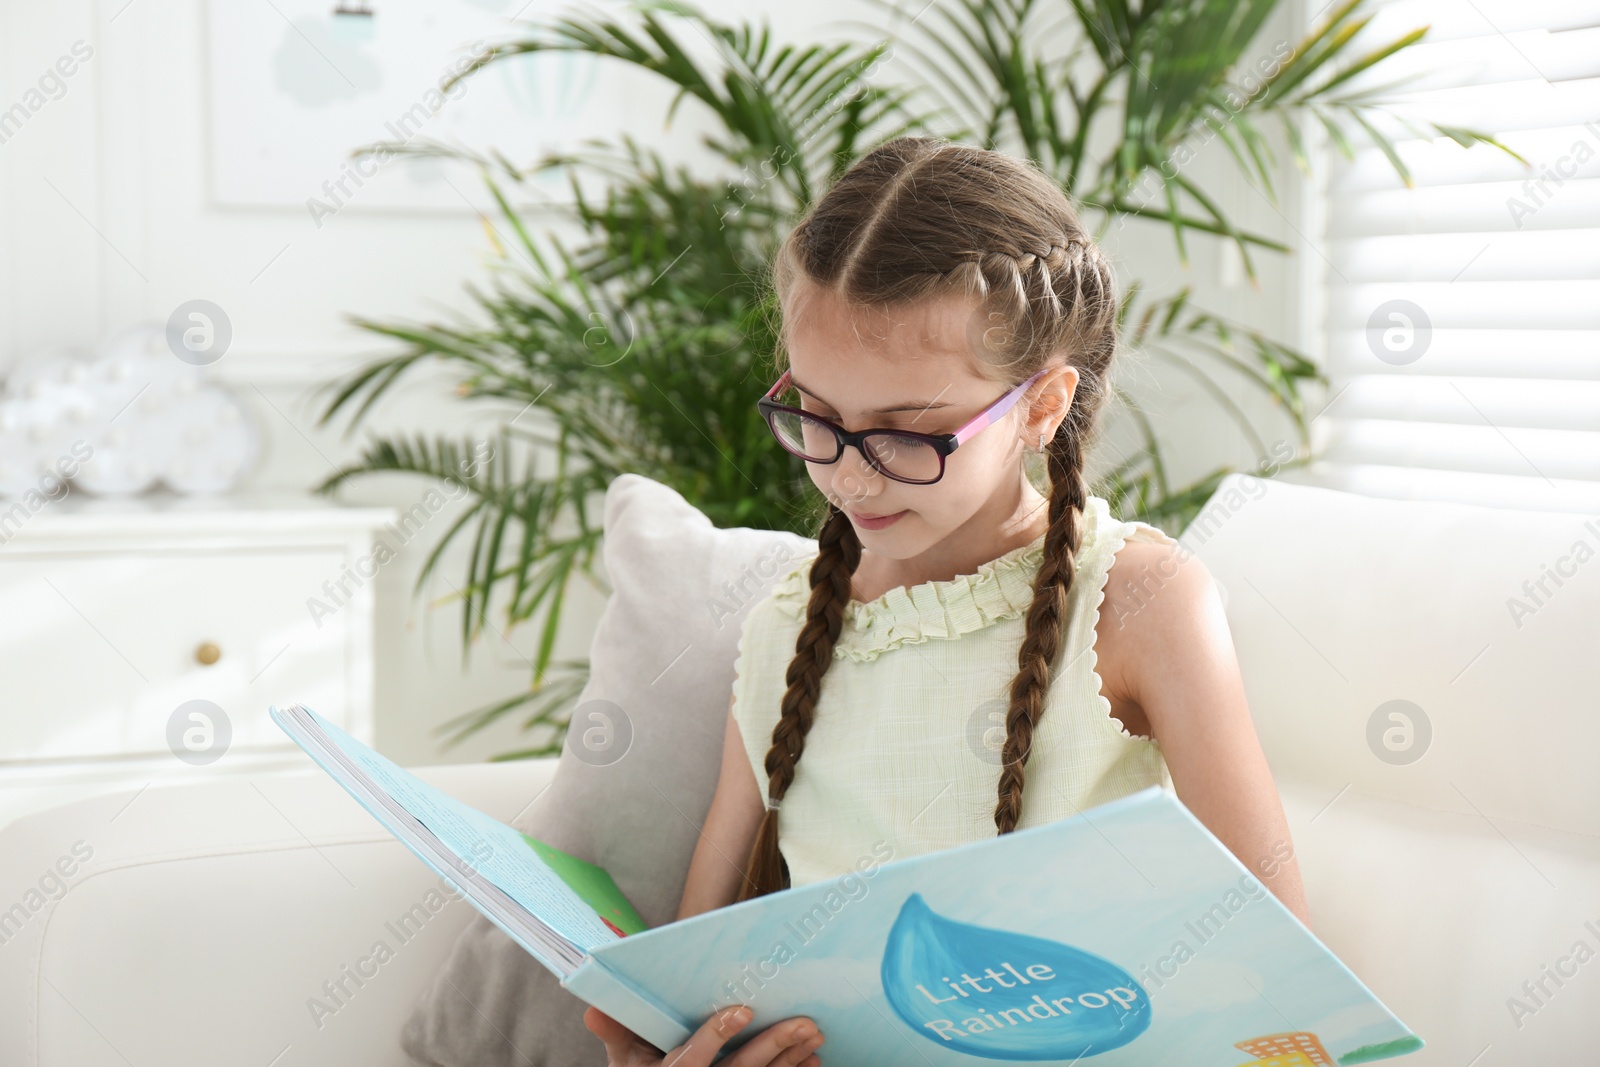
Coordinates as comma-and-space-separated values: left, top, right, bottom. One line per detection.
765, 366, 1050, 445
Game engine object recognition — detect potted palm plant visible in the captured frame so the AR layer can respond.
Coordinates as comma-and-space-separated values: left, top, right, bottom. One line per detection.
313, 0, 1510, 757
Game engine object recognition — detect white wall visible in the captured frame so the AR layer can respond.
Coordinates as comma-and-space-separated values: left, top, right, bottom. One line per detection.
0, 0, 1309, 766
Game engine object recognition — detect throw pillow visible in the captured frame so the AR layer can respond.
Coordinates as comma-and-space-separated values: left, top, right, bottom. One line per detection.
400, 473, 814, 1066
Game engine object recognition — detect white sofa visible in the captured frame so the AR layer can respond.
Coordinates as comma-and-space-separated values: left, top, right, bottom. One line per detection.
0, 760, 559, 1067
2, 474, 1596, 1065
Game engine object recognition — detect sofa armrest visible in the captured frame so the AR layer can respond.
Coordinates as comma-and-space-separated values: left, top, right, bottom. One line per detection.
0, 758, 559, 1067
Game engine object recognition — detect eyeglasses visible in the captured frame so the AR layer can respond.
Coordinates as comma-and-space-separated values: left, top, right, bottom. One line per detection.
757, 366, 1049, 485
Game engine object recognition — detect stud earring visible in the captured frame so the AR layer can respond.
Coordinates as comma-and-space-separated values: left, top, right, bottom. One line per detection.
1038, 432, 1048, 451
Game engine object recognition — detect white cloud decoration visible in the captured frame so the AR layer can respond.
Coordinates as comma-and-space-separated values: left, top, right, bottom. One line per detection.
0, 323, 258, 497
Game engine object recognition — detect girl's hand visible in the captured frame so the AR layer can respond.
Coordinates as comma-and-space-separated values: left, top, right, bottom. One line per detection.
584, 1004, 824, 1067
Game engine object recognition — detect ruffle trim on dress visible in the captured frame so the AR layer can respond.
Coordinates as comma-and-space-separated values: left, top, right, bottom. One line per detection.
768, 496, 1116, 662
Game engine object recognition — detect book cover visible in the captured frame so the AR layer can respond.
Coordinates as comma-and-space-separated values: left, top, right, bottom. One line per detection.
271, 702, 1422, 1065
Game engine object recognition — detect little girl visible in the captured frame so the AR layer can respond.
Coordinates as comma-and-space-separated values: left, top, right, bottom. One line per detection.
584, 135, 1307, 1067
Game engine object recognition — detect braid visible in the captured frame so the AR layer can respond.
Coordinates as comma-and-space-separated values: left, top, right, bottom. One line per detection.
735, 503, 861, 902
967, 228, 1104, 833
1062, 240, 1115, 337
994, 423, 1088, 834
961, 234, 1111, 356
1022, 243, 1064, 318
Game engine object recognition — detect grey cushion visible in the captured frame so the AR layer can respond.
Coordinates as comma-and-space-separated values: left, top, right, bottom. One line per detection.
400, 473, 815, 1066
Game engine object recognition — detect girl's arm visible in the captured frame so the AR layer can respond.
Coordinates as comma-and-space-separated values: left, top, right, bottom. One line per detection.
676, 696, 767, 920
1102, 540, 1312, 928
586, 697, 821, 1065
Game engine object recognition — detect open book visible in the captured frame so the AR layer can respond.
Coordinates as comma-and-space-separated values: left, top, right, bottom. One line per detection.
270, 702, 1423, 1065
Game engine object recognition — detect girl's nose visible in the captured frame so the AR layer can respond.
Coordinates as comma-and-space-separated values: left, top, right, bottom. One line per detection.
829, 443, 886, 505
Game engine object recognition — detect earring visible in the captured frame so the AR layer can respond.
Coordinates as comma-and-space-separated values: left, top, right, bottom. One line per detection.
1037, 432, 1048, 451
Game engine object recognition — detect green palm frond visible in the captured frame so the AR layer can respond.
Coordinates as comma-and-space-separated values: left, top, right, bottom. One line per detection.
881, 0, 1518, 251
439, 0, 922, 209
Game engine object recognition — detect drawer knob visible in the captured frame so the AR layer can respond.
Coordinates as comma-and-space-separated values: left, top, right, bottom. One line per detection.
195, 642, 222, 666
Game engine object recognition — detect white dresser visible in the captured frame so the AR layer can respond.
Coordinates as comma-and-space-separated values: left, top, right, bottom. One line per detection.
0, 492, 394, 826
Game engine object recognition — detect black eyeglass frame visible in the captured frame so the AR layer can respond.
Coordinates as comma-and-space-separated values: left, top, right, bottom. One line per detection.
756, 367, 1048, 486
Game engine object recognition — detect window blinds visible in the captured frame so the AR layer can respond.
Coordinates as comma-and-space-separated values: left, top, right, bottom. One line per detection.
1298, 0, 1600, 513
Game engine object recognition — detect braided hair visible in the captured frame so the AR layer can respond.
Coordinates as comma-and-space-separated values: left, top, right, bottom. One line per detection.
737, 136, 1120, 902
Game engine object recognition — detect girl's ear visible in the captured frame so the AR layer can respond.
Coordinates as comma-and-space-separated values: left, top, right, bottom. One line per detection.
1022, 361, 1079, 443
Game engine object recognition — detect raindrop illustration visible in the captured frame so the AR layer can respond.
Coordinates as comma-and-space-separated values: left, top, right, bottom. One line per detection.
880, 893, 1151, 1060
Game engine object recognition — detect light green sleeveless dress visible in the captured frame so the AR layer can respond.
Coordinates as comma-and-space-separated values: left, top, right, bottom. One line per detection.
730, 494, 1177, 888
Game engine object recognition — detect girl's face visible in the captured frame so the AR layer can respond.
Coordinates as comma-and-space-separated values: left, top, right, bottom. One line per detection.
782, 285, 1076, 563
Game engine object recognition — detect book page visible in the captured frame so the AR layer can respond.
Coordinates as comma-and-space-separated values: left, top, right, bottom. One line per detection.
297, 706, 623, 958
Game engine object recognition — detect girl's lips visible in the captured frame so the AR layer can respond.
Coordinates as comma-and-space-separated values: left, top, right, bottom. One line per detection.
850, 509, 908, 530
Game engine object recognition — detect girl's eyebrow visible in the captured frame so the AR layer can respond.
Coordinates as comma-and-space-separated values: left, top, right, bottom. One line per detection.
787, 374, 953, 415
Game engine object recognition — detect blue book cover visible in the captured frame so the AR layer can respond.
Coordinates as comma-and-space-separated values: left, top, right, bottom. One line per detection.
271, 702, 1422, 1065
